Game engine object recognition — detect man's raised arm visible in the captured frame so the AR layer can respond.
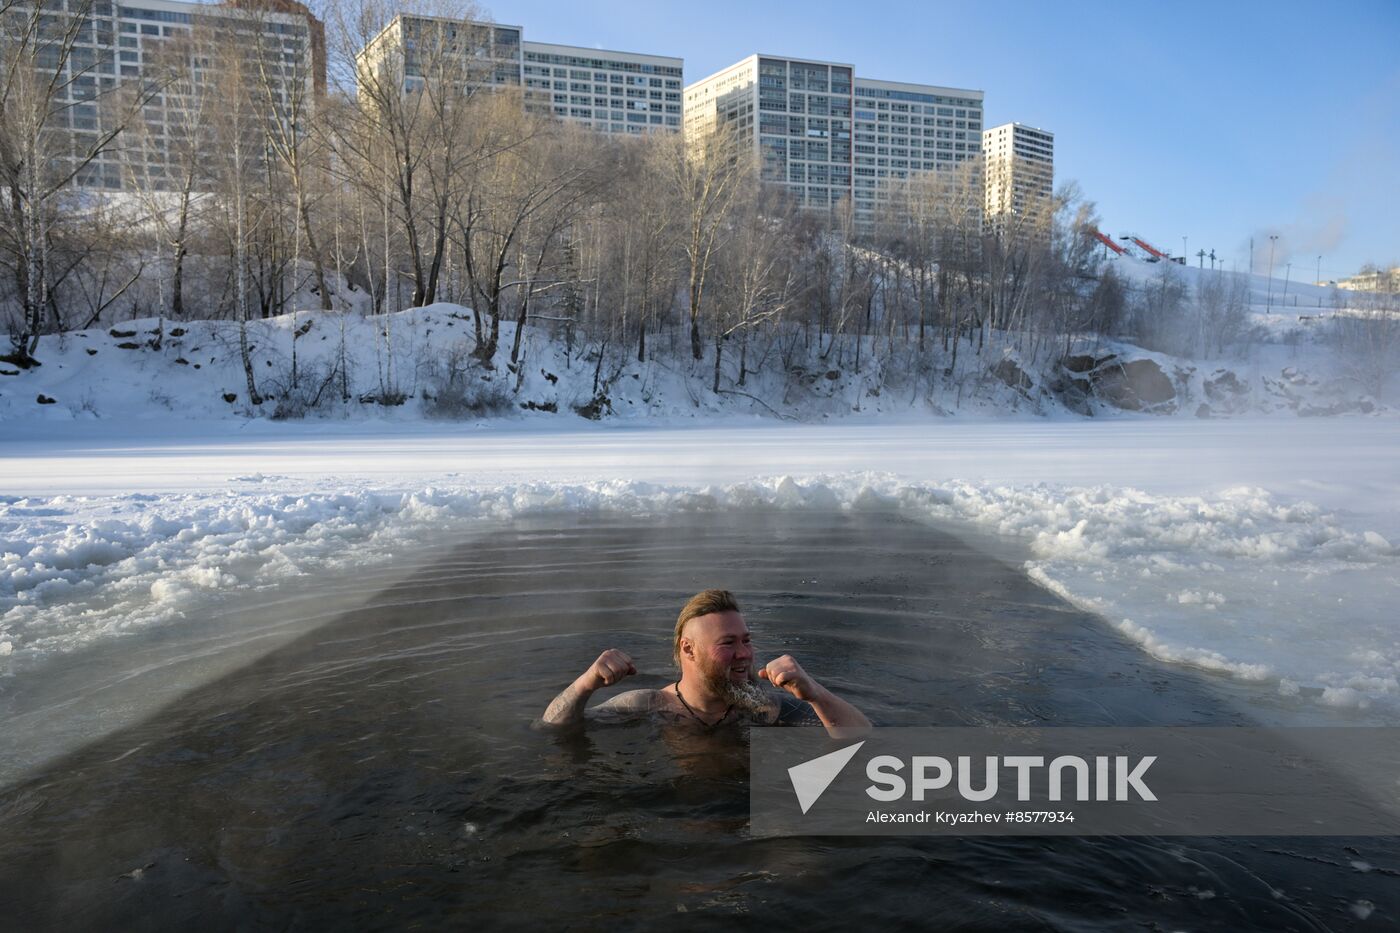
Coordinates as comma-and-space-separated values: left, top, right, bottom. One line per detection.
541, 648, 636, 726
759, 654, 872, 738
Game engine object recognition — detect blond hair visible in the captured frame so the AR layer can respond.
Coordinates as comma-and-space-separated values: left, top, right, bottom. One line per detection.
673, 589, 740, 667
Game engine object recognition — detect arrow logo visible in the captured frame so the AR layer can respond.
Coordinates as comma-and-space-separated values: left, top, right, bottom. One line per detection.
787, 741, 866, 814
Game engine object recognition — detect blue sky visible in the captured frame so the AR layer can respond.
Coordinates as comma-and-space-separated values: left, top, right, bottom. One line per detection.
486, 0, 1399, 280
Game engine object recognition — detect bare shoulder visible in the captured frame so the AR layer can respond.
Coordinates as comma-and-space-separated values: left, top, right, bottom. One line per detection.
593, 688, 663, 716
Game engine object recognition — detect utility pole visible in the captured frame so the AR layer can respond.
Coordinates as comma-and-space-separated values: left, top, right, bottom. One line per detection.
1316, 255, 1323, 308
1182, 236, 1188, 265
1250, 237, 1254, 276
1197, 249, 1206, 269
1266, 234, 1278, 311
1283, 262, 1292, 306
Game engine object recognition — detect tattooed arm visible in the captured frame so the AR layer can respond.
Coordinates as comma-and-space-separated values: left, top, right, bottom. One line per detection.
541, 648, 639, 726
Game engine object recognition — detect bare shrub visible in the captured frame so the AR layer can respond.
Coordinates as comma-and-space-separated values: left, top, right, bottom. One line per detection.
421, 340, 510, 418
1330, 306, 1400, 401
268, 362, 344, 419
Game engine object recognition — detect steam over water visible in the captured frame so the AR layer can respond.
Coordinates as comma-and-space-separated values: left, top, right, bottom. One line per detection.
1, 510, 1395, 930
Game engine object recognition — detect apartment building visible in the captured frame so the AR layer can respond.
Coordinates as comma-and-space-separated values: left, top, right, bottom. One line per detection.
684, 54, 982, 218
1335, 266, 1400, 292
16, 0, 324, 191
522, 41, 682, 134
355, 15, 525, 97
853, 77, 984, 221
982, 122, 1054, 237
357, 15, 682, 136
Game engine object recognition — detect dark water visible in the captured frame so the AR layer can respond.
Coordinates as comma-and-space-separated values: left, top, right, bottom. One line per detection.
2, 510, 1397, 931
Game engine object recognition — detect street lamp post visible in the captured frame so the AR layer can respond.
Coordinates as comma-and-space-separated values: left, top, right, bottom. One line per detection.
1267, 235, 1279, 311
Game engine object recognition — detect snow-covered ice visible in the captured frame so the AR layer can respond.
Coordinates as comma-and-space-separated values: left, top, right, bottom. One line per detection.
3, 416, 1397, 716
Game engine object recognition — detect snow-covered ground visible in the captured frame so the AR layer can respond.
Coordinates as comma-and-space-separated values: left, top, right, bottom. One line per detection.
3, 416, 1397, 719
1106, 250, 1339, 306
3, 273, 1391, 426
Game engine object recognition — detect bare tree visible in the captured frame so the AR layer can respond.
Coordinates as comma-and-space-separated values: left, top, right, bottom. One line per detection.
205, 22, 274, 404
710, 187, 796, 392
505, 126, 607, 369
246, 0, 332, 311
456, 103, 587, 363
667, 123, 751, 361
330, 0, 497, 310
119, 22, 221, 328
1331, 280, 1400, 400
1194, 270, 1251, 359
0, 0, 157, 362
1125, 260, 1188, 355
615, 135, 680, 365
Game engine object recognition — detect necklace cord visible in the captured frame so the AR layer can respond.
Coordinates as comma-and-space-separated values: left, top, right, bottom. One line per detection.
674, 678, 734, 728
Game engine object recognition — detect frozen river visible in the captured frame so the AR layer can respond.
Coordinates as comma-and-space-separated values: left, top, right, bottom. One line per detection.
5, 419, 1399, 533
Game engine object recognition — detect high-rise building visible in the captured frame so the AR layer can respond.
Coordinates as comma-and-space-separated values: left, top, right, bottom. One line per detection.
357, 15, 683, 136
13, 0, 324, 191
853, 77, 984, 222
355, 15, 525, 98
521, 41, 683, 134
684, 54, 982, 218
685, 55, 853, 212
982, 122, 1054, 238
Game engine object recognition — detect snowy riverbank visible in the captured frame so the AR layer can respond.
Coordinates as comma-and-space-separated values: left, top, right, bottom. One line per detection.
3, 290, 1391, 426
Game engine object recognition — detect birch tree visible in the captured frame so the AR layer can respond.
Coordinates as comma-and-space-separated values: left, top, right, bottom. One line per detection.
0, 0, 156, 362
248, 1, 332, 310
668, 123, 751, 361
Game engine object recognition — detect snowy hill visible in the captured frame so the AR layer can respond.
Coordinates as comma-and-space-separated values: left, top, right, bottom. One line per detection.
1, 297, 1390, 424
1105, 251, 1336, 310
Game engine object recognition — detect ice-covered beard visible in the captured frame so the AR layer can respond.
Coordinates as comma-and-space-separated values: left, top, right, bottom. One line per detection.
720, 678, 770, 714
703, 666, 769, 714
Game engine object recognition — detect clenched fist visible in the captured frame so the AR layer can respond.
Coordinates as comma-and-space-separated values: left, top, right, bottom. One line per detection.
758, 654, 822, 701
582, 648, 636, 690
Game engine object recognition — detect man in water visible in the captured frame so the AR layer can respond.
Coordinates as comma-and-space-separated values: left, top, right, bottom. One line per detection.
540, 589, 871, 738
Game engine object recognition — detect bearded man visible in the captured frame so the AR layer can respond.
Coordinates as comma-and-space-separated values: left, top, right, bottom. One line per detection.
540, 589, 870, 738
